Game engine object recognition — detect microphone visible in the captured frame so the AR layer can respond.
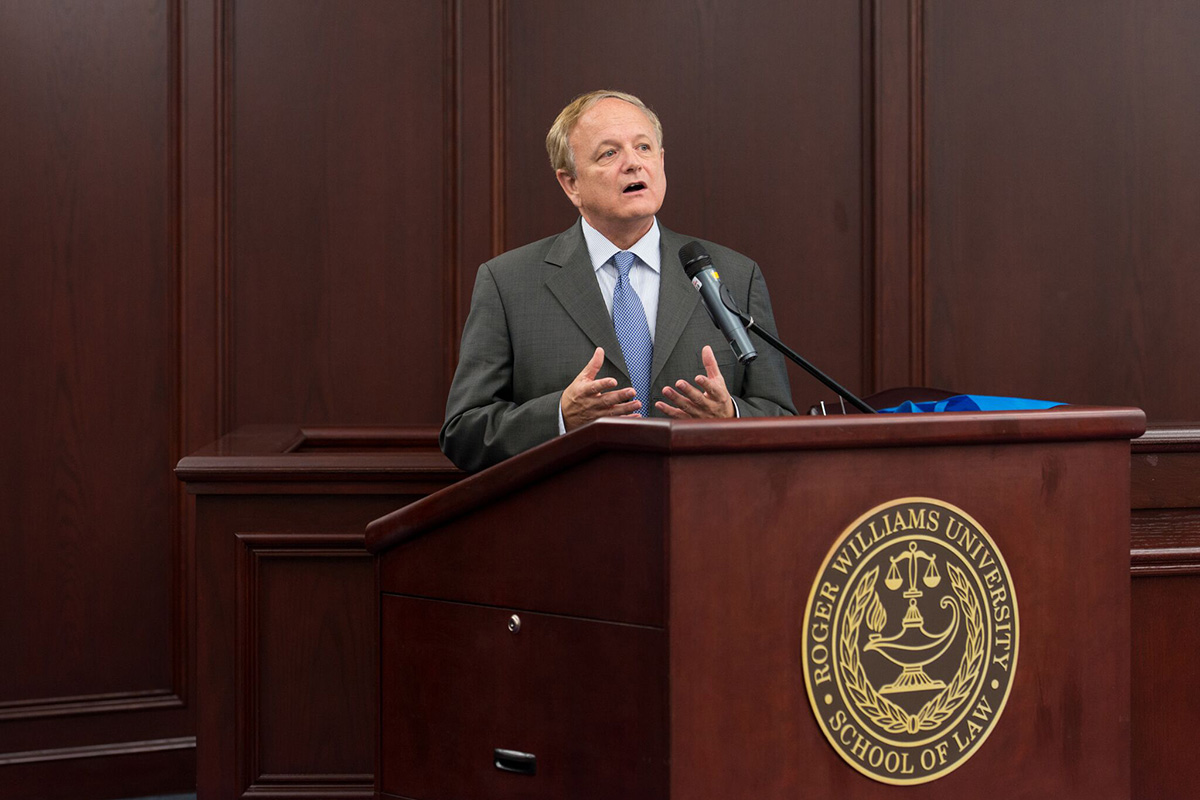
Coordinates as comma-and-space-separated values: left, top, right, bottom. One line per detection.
678, 241, 757, 364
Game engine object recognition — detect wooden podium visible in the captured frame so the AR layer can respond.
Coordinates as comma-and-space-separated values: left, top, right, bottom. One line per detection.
366, 409, 1144, 799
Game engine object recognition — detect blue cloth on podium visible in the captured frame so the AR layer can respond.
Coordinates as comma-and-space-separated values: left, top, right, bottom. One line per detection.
881, 395, 1065, 413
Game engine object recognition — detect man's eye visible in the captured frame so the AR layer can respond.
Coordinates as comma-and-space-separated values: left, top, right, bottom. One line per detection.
601, 149, 616, 158
638, 143, 651, 151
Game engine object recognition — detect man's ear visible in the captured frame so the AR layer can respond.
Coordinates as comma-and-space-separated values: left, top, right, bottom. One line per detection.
556, 169, 582, 209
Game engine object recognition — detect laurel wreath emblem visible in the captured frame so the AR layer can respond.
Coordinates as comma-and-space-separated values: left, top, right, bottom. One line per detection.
838, 562, 985, 735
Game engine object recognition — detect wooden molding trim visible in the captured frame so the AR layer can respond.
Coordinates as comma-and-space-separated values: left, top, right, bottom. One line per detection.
0, 691, 184, 723
1131, 547, 1200, 576
241, 773, 373, 799
0, 737, 195, 767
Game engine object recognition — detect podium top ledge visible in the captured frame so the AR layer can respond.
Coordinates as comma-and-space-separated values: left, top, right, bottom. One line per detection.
365, 406, 1144, 554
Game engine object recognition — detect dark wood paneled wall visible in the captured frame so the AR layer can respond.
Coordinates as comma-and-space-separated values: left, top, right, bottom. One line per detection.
0, 1, 195, 797
228, 0, 451, 426
924, 2, 1200, 418
3, 0, 1197, 796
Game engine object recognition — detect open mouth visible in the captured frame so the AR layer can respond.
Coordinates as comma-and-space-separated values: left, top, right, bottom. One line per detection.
623, 182, 646, 194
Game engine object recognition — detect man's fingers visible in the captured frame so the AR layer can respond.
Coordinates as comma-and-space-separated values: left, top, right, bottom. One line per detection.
660, 385, 691, 411
574, 346, 736, 422
695, 373, 728, 400
701, 345, 723, 380
655, 401, 691, 419
577, 347, 605, 381
590, 386, 637, 407
580, 396, 640, 422
579, 377, 619, 397
663, 376, 733, 419
608, 399, 642, 416
669, 379, 707, 406
606, 388, 638, 407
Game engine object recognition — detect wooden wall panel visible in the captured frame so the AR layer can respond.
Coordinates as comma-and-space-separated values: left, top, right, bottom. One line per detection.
0, 0, 193, 795
5, 0, 1200, 796
1120, 4, 1200, 421
1131, 433, 1200, 799
1131, 572, 1200, 799
228, 0, 451, 427
922, 1, 1200, 418
193, 494, 418, 800
237, 536, 374, 794
502, 0, 872, 405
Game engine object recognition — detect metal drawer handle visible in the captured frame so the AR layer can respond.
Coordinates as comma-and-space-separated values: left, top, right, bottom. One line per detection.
494, 748, 536, 776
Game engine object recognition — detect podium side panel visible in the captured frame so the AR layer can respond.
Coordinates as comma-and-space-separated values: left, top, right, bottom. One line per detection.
379, 453, 665, 625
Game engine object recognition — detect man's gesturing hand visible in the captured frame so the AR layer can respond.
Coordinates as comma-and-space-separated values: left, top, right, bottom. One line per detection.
656, 345, 735, 419
561, 347, 642, 431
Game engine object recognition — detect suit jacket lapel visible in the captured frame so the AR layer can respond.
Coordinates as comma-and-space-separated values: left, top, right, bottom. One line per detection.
544, 222, 631, 380
651, 225, 701, 386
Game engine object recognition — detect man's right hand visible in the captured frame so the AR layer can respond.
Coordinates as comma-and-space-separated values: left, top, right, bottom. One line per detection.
561, 347, 642, 431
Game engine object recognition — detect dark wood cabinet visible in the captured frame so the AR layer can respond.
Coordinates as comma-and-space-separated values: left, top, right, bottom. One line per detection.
176, 426, 460, 799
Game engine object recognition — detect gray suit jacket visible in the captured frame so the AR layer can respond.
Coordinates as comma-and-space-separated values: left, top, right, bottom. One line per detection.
440, 220, 797, 471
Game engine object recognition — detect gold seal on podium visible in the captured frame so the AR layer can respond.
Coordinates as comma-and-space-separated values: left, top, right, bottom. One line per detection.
802, 498, 1019, 784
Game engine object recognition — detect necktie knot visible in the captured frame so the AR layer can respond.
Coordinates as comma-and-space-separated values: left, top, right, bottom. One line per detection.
614, 250, 636, 279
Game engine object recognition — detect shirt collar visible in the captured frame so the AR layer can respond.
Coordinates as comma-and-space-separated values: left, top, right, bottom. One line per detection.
580, 217, 662, 275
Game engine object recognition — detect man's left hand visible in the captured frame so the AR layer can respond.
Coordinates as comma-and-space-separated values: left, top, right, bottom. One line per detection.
656, 345, 735, 419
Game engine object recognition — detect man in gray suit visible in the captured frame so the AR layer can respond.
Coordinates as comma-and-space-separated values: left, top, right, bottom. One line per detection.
441, 90, 796, 472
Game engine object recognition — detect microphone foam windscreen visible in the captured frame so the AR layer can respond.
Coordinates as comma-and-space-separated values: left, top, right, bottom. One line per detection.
678, 241, 712, 278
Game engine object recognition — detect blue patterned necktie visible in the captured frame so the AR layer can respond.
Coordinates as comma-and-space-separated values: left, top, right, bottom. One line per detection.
611, 251, 653, 417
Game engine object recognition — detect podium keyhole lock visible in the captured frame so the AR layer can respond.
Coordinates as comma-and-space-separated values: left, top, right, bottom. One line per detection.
508, 614, 521, 634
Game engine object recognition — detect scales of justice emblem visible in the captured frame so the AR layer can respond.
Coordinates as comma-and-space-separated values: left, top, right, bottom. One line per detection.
802, 498, 1019, 784
864, 541, 958, 697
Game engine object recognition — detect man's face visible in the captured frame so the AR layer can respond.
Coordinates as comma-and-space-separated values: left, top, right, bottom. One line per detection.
556, 98, 666, 242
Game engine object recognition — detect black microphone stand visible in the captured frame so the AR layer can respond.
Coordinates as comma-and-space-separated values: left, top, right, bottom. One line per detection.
720, 287, 876, 414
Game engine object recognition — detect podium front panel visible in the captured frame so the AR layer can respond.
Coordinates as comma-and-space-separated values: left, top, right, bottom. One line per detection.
666, 438, 1130, 798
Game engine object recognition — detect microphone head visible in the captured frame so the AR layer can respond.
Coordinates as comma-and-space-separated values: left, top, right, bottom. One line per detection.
678, 241, 713, 279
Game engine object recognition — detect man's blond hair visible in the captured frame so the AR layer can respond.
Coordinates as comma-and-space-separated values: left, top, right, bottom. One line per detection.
545, 90, 664, 175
